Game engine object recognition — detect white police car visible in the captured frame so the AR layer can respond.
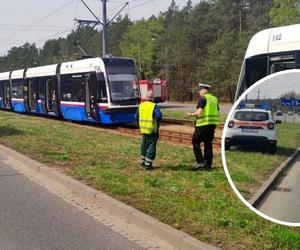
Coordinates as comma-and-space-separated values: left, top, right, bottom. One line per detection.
224, 108, 281, 154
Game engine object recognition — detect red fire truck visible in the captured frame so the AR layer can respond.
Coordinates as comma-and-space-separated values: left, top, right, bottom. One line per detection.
139, 78, 168, 103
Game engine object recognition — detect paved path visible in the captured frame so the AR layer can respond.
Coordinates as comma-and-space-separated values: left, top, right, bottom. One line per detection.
159, 101, 233, 115
258, 154, 300, 223
0, 154, 143, 250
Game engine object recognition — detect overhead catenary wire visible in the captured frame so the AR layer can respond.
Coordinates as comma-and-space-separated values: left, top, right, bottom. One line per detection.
107, 0, 156, 18
2, 0, 75, 43
35, 27, 75, 43
0, 0, 158, 56
126, 0, 156, 11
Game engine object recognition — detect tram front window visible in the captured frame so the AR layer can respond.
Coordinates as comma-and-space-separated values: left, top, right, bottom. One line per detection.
108, 74, 139, 105
269, 56, 295, 74
245, 57, 268, 89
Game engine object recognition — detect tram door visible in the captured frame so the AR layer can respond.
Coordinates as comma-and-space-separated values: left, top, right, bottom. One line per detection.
85, 75, 100, 121
45, 78, 59, 115
3, 81, 11, 109
27, 79, 38, 111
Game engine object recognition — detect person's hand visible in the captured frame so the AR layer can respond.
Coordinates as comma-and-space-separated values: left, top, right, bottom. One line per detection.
187, 112, 192, 117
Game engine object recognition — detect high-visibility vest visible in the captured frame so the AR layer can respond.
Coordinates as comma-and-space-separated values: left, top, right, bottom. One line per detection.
196, 93, 219, 127
139, 101, 157, 134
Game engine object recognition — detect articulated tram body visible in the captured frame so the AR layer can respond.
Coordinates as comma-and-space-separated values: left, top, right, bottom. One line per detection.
235, 24, 300, 100
0, 57, 141, 124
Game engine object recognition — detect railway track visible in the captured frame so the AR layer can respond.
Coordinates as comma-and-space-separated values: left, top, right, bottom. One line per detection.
3, 111, 222, 148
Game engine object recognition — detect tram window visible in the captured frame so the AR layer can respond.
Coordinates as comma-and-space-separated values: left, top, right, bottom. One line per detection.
296, 52, 300, 68
245, 57, 268, 88
61, 74, 85, 102
96, 73, 107, 102
11, 80, 24, 98
0, 81, 3, 99
72, 80, 85, 102
29, 79, 38, 100
61, 81, 72, 101
37, 78, 45, 100
270, 61, 295, 74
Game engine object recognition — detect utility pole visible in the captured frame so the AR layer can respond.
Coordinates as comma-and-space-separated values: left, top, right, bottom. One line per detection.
102, 0, 108, 57
77, 0, 128, 57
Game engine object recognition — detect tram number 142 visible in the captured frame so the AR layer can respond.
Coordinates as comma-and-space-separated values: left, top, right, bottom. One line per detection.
272, 33, 282, 42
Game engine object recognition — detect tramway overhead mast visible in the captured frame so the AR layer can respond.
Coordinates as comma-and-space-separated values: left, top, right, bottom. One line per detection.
75, 0, 128, 57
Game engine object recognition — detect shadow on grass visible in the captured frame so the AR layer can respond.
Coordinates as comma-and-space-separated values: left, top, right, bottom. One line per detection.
276, 146, 298, 157
0, 126, 24, 137
159, 163, 218, 172
229, 145, 297, 157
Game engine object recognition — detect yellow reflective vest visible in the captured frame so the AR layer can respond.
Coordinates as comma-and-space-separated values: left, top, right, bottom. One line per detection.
139, 101, 157, 134
196, 93, 220, 127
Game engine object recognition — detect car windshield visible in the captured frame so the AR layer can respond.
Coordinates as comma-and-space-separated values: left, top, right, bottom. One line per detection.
234, 111, 269, 121
108, 74, 139, 102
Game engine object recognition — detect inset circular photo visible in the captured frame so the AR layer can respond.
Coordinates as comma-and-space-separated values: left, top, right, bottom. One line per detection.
222, 70, 300, 225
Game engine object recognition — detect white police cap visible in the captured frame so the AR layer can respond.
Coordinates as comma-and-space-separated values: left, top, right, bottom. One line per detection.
198, 83, 211, 90
145, 91, 154, 100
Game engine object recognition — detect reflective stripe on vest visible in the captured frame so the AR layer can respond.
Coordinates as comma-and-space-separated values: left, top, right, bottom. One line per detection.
196, 93, 220, 127
139, 101, 157, 134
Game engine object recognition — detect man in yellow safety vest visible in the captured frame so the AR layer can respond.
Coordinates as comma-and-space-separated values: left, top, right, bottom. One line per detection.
136, 91, 162, 170
188, 83, 219, 170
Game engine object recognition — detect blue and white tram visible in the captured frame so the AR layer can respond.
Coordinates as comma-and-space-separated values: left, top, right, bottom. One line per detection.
0, 57, 141, 124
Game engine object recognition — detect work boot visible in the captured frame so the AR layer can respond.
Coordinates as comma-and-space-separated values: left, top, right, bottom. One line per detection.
141, 156, 145, 167
205, 162, 213, 170
193, 162, 206, 170
144, 161, 153, 171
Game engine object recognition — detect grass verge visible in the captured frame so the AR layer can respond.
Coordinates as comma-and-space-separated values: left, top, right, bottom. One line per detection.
225, 123, 300, 199
1, 111, 300, 249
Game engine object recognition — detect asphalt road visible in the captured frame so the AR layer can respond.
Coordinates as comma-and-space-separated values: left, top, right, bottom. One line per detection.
159, 101, 233, 115
258, 153, 300, 223
0, 157, 143, 250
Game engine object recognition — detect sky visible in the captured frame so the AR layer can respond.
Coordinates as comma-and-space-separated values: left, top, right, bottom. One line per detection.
246, 71, 300, 100
0, 0, 197, 56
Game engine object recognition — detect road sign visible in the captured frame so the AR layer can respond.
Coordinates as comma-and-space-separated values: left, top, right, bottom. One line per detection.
281, 98, 300, 106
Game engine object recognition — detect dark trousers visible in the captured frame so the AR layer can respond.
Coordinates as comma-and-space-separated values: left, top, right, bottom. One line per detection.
141, 133, 159, 166
192, 125, 216, 166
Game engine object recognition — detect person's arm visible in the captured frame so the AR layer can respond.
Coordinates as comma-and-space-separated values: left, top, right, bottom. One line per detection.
188, 108, 203, 117
187, 96, 206, 117
153, 105, 162, 121
135, 107, 139, 121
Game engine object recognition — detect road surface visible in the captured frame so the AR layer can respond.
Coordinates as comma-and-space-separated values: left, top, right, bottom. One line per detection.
258, 153, 300, 223
159, 101, 233, 115
0, 155, 144, 250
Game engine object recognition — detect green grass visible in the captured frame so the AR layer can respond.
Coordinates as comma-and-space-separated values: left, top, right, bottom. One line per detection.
226, 123, 300, 199
1, 110, 300, 249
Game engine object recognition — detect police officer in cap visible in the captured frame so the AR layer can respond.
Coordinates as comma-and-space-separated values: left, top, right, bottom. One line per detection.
188, 83, 220, 170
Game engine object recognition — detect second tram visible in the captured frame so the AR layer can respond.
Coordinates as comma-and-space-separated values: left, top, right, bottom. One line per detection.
235, 23, 300, 100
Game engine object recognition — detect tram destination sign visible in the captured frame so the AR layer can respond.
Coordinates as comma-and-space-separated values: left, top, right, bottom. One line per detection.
281, 98, 300, 107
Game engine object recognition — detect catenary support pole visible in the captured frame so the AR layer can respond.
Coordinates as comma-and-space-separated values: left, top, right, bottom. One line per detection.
102, 0, 108, 57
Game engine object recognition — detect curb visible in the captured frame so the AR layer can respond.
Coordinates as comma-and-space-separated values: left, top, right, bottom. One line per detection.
0, 144, 217, 250
249, 146, 300, 208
